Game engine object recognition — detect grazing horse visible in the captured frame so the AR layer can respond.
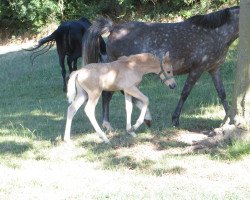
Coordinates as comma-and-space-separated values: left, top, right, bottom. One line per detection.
26, 17, 106, 92
82, 6, 239, 129
64, 52, 176, 143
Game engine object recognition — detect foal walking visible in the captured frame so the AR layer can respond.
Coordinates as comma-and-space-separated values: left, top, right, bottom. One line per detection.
64, 52, 176, 143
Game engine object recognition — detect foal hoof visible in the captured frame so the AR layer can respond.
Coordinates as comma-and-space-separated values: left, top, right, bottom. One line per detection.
127, 127, 136, 137
128, 131, 136, 137
144, 119, 151, 127
103, 139, 110, 144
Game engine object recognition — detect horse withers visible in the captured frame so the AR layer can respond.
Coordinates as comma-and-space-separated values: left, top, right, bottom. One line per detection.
83, 6, 239, 128
63, 52, 176, 143
25, 17, 106, 92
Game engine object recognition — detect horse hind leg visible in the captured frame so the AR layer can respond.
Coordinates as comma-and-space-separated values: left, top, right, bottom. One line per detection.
67, 56, 74, 73
209, 69, 229, 114
57, 49, 67, 92
101, 91, 114, 132
64, 93, 87, 142
73, 58, 78, 71
85, 93, 109, 143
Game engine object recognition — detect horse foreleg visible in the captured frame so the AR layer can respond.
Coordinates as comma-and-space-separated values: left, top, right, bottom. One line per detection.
125, 93, 136, 137
125, 87, 149, 136
101, 91, 114, 132
172, 70, 202, 126
85, 93, 109, 143
132, 98, 152, 127
209, 68, 229, 114
64, 95, 87, 142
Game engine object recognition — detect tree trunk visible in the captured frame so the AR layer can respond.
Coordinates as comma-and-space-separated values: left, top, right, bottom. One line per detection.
193, 2, 250, 150
221, 0, 250, 140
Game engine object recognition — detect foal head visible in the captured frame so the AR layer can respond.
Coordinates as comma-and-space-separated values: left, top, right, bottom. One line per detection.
159, 52, 177, 89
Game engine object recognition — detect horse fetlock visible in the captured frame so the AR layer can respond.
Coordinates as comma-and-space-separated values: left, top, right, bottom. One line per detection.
102, 121, 114, 132
63, 136, 71, 143
128, 131, 137, 137
172, 115, 180, 127
100, 135, 110, 143
144, 119, 152, 127
127, 126, 137, 137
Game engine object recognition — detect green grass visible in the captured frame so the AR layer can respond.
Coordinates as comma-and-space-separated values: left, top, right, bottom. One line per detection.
0, 42, 250, 199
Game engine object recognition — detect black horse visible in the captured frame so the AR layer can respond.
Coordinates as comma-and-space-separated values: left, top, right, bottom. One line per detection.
26, 17, 106, 92
82, 6, 239, 129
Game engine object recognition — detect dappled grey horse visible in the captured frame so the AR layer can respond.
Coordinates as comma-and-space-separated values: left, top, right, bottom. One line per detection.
82, 6, 239, 129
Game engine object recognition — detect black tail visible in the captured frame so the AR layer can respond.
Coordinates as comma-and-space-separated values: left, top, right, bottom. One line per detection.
24, 31, 57, 65
82, 17, 113, 64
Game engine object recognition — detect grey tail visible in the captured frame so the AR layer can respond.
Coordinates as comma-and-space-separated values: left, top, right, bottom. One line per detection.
82, 17, 113, 65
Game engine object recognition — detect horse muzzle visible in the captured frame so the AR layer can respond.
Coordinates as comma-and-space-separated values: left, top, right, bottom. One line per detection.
168, 82, 177, 89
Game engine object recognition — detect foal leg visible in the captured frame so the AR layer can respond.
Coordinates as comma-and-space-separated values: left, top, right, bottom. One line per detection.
209, 68, 229, 114
101, 91, 114, 131
125, 93, 136, 137
172, 70, 203, 126
125, 87, 149, 136
64, 94, 87, 142
85, 93, 109, 143
132, 98, 152, 127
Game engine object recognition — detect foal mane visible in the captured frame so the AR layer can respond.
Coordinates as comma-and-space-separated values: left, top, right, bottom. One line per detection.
186, 6, 239, 29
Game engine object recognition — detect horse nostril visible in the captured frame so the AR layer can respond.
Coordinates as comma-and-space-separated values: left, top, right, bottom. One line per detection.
169, 83, 176, 89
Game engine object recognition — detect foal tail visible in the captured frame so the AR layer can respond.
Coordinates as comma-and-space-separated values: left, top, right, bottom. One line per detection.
67, 71, 79, 103
82, 17, 113, 64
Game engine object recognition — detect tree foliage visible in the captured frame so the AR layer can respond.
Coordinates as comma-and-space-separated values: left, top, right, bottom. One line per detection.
0, 0, 238, 38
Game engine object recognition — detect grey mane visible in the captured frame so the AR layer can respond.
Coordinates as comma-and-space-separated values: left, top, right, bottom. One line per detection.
186, 6, 239, 29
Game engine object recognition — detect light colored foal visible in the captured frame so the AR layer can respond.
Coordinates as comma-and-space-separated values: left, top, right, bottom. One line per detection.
64, 52, 176, 143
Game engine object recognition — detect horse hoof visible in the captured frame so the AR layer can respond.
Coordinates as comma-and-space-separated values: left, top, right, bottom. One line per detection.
172, 117, 180, 127
128, 131, 136, 137
144, 119, 151, 127
102, 121, 114, 132
63, 138, 72, 144
103, 139, 110, 144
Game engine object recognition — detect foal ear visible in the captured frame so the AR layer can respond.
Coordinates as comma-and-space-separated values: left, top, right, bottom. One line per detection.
163, 51, 170, 64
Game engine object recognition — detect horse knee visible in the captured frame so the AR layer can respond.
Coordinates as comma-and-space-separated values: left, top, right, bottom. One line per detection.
67, 105, 77, 118
144, 97, 149, 106
84, 105, 93, 117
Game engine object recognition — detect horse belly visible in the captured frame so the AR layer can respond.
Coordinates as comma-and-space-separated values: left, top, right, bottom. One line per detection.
100, 71, 120, 91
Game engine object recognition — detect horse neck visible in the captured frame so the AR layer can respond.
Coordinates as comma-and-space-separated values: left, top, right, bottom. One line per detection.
217, 12, 239, 46
137, 61, 160, 75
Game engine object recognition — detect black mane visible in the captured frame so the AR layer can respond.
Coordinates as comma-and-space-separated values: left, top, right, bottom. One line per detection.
186, 6, 239, 29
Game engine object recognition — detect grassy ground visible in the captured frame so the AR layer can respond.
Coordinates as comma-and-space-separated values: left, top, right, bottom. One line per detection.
0, 42, 250, 200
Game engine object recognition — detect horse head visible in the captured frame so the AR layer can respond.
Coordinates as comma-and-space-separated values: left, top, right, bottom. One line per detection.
160, 52, 177, 89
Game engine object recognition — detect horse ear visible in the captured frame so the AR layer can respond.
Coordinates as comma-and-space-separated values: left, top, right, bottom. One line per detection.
165, 51, 170, 58
163, 51, 170, 64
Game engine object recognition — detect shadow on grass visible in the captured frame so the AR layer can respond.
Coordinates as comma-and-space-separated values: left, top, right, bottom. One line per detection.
0, 140, 33, 156
77, 132, 190, 175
